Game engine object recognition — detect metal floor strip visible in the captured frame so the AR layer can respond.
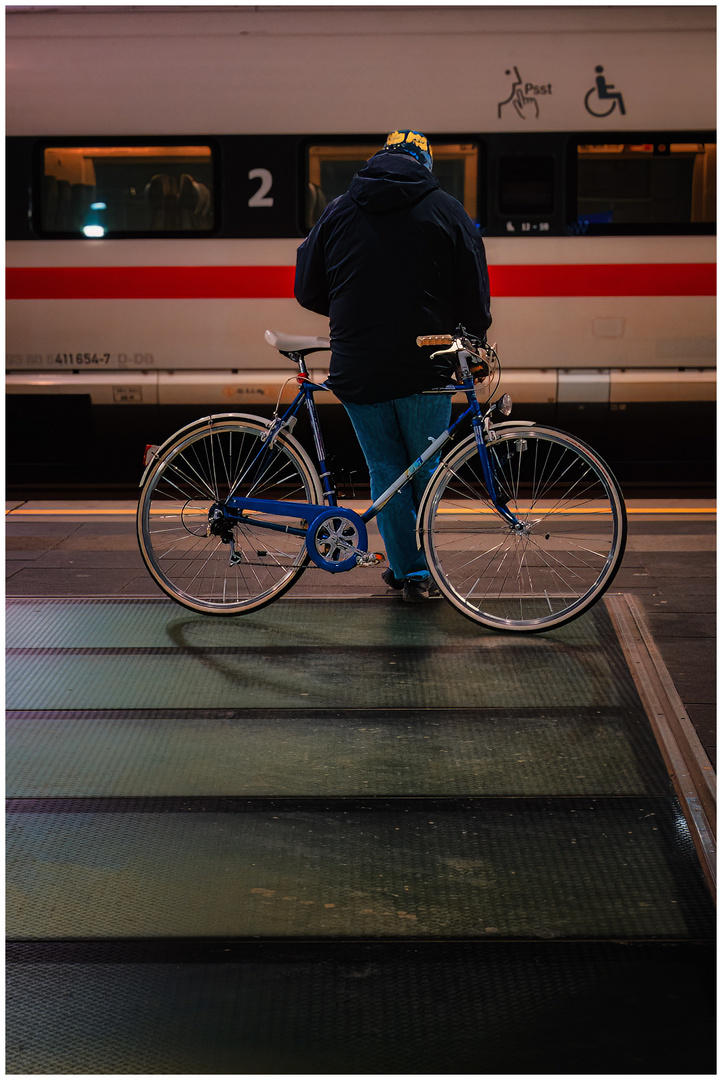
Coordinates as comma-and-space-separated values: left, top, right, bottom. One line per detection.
605, 594, 716, 898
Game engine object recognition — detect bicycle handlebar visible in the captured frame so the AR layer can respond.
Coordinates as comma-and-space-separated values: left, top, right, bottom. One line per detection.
416, 335, 454, 347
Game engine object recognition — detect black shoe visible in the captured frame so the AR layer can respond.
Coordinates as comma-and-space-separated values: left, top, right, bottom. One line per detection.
403, 577, 431, 603
382, 568, 404, 591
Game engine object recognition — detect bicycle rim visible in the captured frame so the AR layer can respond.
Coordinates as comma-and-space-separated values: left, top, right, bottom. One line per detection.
137, 417, 322, 614
420, 427, 627, 632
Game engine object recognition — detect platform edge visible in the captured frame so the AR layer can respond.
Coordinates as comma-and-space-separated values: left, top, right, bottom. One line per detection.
604, 592, 716, 899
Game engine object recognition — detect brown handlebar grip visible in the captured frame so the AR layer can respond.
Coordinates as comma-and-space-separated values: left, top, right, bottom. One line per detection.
416, 334, 454, 347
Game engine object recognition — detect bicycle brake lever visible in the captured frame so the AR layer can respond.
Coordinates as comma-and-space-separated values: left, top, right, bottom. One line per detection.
429, 345, 460, 360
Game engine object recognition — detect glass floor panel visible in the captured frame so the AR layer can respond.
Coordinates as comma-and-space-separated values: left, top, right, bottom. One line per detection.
7, 940, 715, 1075
6, 595, 715, 1075
6, 798, 713, 941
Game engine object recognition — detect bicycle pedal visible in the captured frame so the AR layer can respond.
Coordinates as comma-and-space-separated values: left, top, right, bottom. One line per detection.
356, 552, 385, 567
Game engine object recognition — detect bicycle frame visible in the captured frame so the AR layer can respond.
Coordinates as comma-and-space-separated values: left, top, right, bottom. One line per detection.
138, 334, 627, 627
215, 351, 521, 563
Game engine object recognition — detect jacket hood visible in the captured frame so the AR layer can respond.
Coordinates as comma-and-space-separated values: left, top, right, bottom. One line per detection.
348, 152, 439, 214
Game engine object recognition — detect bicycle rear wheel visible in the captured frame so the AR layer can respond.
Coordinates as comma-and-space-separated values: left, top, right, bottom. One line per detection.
137, 415, 323, 615
419, 426, 627, 632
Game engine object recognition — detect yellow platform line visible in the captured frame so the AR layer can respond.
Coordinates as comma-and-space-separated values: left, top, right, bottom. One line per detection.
434, 507, 715, 516
6, 505, 716, 517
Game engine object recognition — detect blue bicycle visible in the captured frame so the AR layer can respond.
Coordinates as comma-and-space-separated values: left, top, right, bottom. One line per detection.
137, 329, 627, 632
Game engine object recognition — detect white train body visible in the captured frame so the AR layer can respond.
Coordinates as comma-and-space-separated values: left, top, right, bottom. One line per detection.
5, 5, 715, 476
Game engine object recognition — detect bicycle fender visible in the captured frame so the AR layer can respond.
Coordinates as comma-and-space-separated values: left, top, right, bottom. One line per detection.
138, 412, 316, 488
489, 420, 536, 432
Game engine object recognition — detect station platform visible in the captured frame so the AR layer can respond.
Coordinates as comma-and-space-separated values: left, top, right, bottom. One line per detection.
5, 499, 716, 1074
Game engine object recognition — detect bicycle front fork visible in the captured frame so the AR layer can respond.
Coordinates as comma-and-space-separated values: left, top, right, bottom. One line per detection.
472, 416, 523, 530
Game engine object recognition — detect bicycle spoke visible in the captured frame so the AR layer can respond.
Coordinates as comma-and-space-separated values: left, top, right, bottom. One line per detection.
138, 419, 322, 614
421, 428, 626, 631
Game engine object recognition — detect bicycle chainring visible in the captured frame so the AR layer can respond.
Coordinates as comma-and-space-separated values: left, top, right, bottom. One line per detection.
306, 508, 368, 573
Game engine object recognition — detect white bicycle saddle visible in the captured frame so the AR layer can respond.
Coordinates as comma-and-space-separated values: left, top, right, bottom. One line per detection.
265, 330, 331, 354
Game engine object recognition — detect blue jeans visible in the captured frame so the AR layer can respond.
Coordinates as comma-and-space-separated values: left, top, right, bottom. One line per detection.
343, 394, 452, 580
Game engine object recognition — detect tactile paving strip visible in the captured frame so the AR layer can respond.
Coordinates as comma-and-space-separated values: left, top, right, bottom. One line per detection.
6, 798, 713, 941
6, 941, 716, 1075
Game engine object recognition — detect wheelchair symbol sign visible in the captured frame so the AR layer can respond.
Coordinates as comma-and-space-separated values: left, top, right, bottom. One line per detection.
585, 66, 626, 117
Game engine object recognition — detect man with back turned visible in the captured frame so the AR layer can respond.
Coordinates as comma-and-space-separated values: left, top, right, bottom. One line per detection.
295, 129, 492, 601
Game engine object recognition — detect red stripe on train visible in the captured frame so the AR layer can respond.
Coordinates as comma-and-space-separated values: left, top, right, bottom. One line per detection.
492, 263, 716, 296
5, 263, 716, 299
6, 265, 296, 300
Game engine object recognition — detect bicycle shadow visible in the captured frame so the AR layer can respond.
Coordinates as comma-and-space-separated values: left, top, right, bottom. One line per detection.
162, 599, 618, 710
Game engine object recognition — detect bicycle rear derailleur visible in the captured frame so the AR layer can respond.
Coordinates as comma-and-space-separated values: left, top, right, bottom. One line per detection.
207, 505, 242, 565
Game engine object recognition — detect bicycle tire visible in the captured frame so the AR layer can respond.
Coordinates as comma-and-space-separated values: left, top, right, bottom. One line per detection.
137, 414, 323, 615
419, 426, 627, 632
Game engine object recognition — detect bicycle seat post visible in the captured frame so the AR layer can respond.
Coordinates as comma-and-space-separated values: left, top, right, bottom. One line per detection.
293, 355, 338, 508
294, 352, 309, 378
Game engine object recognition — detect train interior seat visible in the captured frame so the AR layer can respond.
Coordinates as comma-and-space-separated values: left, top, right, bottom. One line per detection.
179, 174, 212, 229
146, 173, 179, 230
146, 172, 212, 230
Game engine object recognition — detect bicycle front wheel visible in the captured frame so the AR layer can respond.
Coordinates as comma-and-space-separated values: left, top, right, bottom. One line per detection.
419, 426, 627, 632
137, 415, 323, 615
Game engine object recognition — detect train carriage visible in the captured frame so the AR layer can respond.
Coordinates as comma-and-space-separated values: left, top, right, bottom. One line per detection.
5, 4, 716, 487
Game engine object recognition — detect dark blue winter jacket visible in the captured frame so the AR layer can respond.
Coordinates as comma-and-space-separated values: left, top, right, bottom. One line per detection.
294, 152, 492, 404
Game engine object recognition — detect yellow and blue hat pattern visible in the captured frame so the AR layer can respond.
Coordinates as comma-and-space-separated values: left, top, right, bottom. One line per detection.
382, 130, 433, 170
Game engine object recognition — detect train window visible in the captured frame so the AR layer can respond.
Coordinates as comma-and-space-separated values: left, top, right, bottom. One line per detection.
305, 142, 479, 228
40, 145, 214, 235
498, 156, 555, 216
575, 142, 716, 230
